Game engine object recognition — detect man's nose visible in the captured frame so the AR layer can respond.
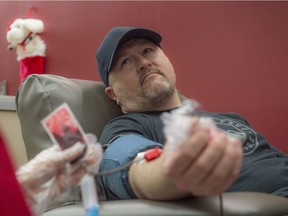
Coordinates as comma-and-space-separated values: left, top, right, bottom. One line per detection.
137, 57, 152, 72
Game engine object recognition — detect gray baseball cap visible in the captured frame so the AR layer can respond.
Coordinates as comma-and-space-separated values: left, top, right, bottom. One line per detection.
96, 27, 162, 86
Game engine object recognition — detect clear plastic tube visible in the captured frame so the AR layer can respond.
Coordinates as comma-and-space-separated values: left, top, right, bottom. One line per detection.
80, 174, 99, 216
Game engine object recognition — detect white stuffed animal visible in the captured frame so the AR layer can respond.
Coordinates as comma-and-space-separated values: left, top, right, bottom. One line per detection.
6, 18, 46, 82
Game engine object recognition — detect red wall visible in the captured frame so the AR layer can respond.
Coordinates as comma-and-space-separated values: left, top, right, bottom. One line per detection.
1, 2, 288, 152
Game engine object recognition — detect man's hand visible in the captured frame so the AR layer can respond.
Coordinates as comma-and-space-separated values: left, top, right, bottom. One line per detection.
163, 119, 243, 196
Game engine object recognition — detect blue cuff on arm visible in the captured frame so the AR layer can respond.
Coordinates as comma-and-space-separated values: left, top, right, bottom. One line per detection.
99, 134, 163, 200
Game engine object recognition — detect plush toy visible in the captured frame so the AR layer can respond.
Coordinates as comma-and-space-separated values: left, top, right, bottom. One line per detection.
6, 18, 46, 83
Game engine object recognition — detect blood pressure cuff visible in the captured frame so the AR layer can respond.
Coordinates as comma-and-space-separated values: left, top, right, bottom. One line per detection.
99, 134, 163, 200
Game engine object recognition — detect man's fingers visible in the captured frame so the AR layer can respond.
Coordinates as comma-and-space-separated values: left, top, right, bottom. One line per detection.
163, 129, 209, 179
209, 139, 243, 195
175, 132, 227, 191
191, 138, 243, 196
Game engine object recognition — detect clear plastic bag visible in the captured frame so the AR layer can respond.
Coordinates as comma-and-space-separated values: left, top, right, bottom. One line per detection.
161, 99, 217, 150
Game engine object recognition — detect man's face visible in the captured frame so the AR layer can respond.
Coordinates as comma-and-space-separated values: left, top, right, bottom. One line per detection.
107, 38, 177, 112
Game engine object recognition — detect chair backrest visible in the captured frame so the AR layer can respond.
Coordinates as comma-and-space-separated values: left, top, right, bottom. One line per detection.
16, 74, 122, 207
16, 74, 123, 160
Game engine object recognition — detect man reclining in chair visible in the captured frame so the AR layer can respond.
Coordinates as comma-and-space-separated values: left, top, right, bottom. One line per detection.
96, 26, 288, 200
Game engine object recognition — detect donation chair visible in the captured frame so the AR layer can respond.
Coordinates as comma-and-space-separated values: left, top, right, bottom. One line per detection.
16, 74, 288, 216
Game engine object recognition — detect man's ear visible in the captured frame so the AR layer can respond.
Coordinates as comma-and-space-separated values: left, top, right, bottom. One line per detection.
105, 86, 127, 113
105, 87, 117, 102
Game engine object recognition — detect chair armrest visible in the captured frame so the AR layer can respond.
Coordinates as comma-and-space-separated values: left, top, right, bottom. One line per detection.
42, 192, 288, 216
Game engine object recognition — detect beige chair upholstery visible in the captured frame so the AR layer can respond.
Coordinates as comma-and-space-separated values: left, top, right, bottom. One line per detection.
16, 74, 122, 160
16, 74, 288, 216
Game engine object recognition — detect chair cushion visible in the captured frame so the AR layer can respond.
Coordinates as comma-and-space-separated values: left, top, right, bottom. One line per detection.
16, 74, 122, 160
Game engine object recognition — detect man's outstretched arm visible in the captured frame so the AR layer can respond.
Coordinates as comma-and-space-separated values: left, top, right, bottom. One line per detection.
129, 126, 243, 200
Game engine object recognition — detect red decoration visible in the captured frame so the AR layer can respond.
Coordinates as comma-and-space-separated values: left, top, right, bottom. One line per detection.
6, 15, 46, 83
19, 56, 45, 82
0, 135, 32, 216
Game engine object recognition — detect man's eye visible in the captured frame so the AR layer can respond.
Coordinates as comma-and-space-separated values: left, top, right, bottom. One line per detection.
143, 48, 152, 54
121, 58, 130, 66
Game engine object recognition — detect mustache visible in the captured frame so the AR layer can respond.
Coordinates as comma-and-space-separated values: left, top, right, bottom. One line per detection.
140, 69, 164, 86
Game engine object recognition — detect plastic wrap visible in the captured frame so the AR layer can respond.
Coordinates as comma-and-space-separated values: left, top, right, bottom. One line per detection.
161, 99, 217, 150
